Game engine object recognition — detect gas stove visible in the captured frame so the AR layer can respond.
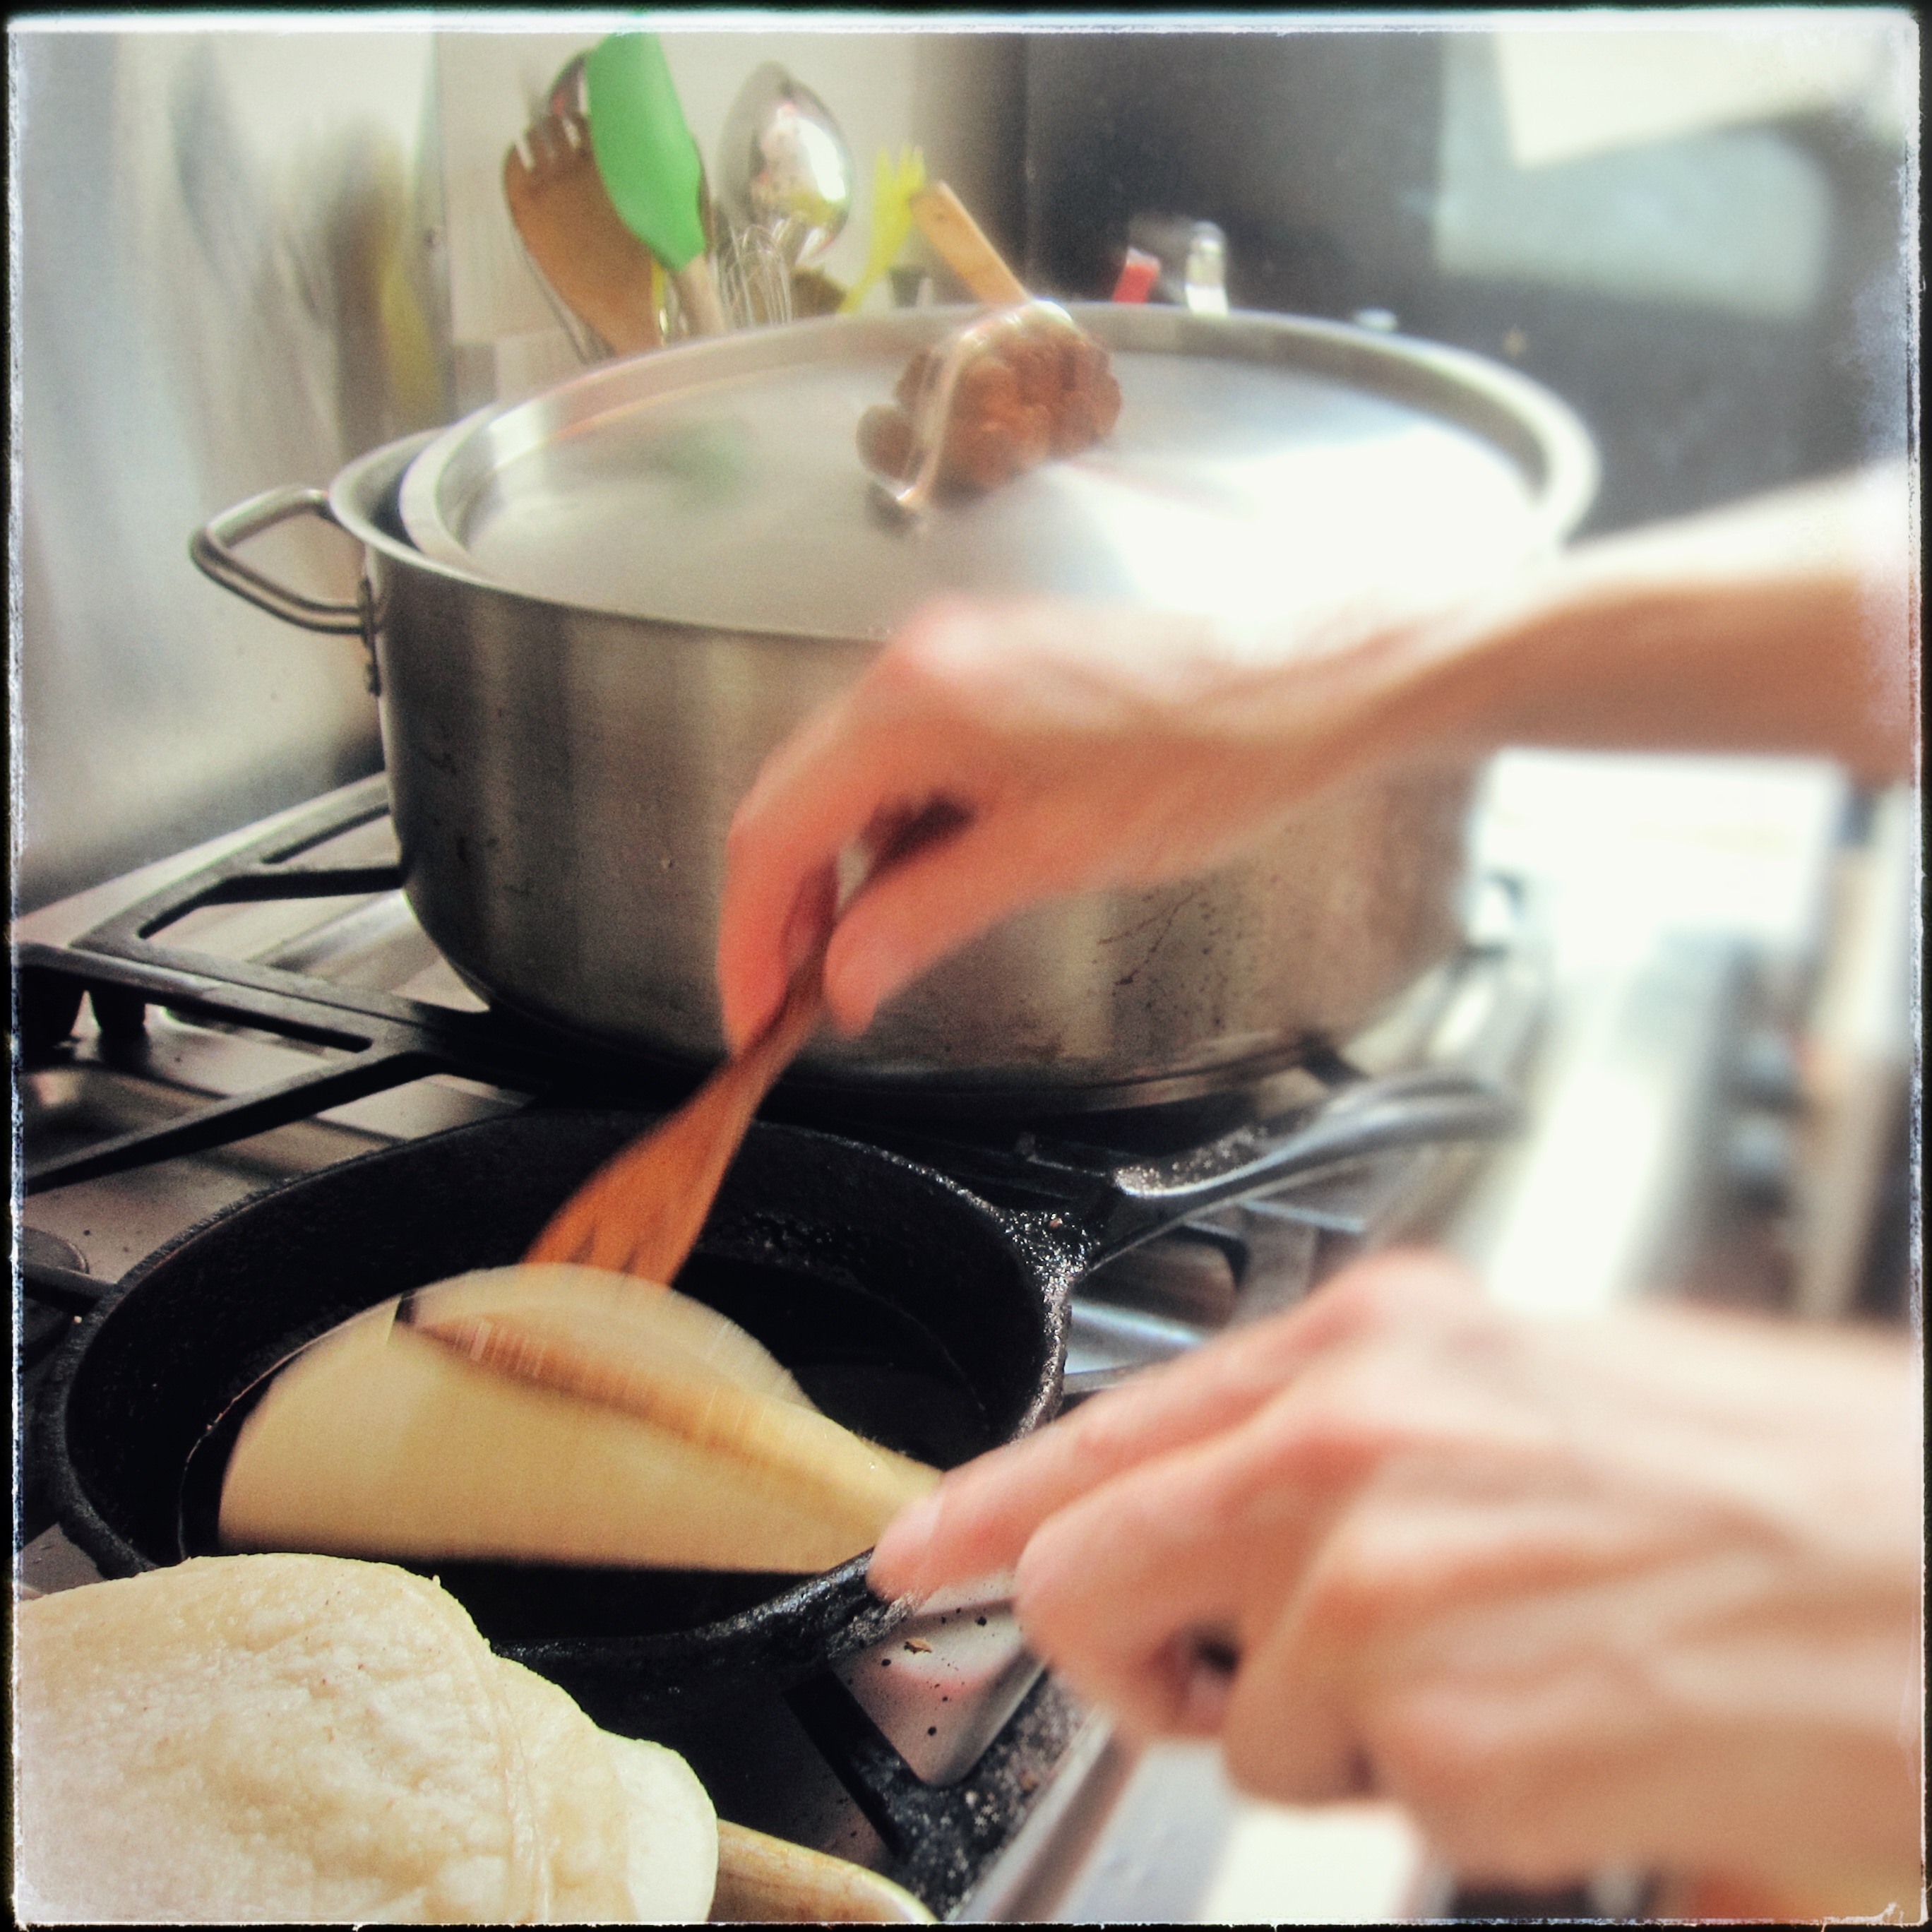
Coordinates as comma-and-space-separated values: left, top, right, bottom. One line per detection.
14, 751, 1900, 1920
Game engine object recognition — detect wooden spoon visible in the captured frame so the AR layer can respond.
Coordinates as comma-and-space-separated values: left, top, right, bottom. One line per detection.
713, 1821, 933, 1922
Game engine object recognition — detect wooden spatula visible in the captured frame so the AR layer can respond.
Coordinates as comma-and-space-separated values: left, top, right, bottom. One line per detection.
523, 802, 966, 1287
503, 107, 663, 357
523, 935, 827, 1283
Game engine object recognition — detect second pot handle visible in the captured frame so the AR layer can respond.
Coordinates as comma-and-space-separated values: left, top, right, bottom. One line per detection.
190, 487, 366, 635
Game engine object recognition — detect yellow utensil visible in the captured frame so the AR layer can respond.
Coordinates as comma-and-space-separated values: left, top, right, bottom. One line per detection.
838, 145, 926, 315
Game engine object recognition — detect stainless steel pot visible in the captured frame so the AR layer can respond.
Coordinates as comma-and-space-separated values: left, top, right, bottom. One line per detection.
191, 306, 1596, 1113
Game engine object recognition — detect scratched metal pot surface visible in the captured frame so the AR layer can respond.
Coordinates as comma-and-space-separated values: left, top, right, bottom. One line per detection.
193, 306, 1596, 1112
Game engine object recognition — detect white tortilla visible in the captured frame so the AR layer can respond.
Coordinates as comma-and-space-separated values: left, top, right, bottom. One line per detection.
13, 1554, 544, 1925
12, 1554, 722, 1925
601, 1733, 723, 1924
219, 1266, 938, 1573
490, 1658, 636, 1924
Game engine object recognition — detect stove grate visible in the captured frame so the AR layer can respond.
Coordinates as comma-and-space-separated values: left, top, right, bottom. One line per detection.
787, 1669, 1090, 1918
16, 776, 1553, 1916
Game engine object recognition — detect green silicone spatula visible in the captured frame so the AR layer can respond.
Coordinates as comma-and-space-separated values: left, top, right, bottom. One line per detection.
585, 31, 727, 337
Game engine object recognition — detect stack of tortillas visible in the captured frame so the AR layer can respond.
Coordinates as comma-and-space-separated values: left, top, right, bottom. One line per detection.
13, 1554, 716, 1924
219, 1264, 941, 1573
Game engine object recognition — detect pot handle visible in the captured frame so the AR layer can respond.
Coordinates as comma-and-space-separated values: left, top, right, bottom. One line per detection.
1063, 1066, 1524, 1267
189, 487, 366, 636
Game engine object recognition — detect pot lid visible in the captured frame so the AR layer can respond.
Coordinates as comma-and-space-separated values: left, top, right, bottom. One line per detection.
400, 304, 1597, 641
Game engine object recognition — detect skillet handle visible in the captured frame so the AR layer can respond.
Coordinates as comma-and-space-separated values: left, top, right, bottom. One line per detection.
1082, 1066, 1524, 1265
189, 487, 366, 636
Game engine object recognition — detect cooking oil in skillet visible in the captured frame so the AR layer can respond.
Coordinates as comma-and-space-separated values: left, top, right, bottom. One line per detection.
675, 1253, 997, 1472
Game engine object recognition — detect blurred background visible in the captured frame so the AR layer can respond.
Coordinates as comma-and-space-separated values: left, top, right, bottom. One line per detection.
11, 14, 1915, 911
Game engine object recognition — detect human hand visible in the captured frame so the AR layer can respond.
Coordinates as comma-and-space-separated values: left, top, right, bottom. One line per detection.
718, 468, 1913, 1052
869, 1252, 1924, 1914
716, 594, 1430, 1048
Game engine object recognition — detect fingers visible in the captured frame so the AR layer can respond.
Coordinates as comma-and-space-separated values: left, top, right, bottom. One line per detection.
1221, 1539, 1666, 1864
1222, 1614, 1364, 1806
783, 864, 840, 972
717, 616, 1013, 1048
718, 856, 837, 1051
869, 1249, 1481, 1602
716, 593, 1292, 1046
869, 1306, 1315, 1602
730, 793, 1045, 1045
1008, 1401, 1342, 1739
717, 696, 935, 1049
872, 1253, 1491, 1787
1214, 1480, 1492, 1811
821, 809, 1075, 1034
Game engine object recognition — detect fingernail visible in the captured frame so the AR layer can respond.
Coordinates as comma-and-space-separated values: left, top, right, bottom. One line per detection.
868, 1492, 941, 1597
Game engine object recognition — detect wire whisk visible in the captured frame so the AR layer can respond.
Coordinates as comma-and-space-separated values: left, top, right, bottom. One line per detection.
714, 221, 795, 330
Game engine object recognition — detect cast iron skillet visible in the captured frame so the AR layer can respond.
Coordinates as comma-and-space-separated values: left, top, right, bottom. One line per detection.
44, 1076, 1512, 1736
